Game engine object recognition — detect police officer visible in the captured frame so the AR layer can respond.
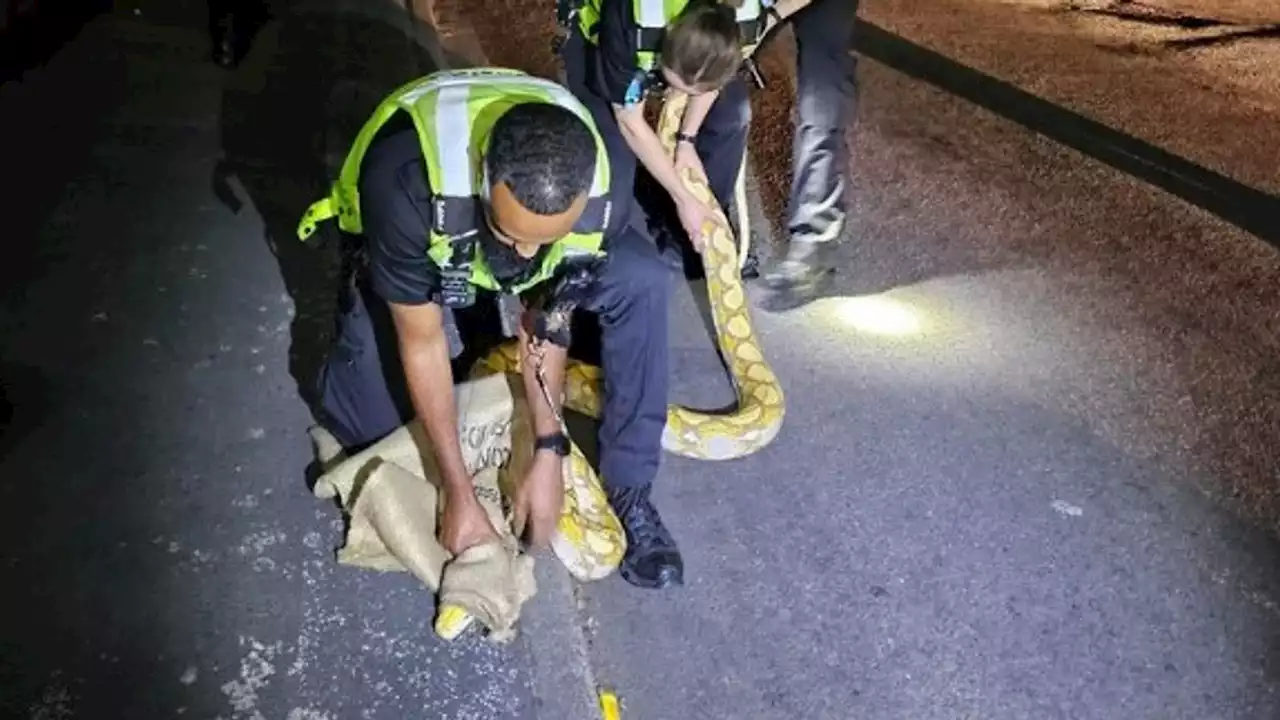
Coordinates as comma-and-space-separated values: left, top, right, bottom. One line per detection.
757, 0, 858, 310
560, 0, 766, 275
299, 69, 683, 590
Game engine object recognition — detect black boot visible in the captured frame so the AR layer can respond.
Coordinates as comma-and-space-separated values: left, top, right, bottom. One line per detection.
209, 14, 239, 68
741, 246, 760, 280
759, 239, 835, 311
608, 486, 683, 589
209, 0, 269, 69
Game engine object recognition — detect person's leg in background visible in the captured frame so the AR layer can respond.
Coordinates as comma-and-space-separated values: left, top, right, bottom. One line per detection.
208, 0, 270, 69
582, 219, 681, 589
208, 0, 234, 68
762, 0, 858, 309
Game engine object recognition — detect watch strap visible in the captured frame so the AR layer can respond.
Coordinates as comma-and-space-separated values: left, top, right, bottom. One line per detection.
534, 432, 571, 457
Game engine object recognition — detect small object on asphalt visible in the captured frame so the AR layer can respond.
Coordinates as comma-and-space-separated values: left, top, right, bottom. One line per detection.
434, 605, 476, 640
598, 688, 621, 720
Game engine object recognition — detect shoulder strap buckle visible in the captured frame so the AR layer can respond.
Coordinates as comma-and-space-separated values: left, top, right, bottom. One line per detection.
439, 235, 477, 309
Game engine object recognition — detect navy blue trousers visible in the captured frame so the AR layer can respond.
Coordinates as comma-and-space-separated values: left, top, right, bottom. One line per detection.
317, 224, 671, 491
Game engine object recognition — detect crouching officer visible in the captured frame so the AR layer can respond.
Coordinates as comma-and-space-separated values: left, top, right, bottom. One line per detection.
560, 0, 767, 277
297, 69, 684, 590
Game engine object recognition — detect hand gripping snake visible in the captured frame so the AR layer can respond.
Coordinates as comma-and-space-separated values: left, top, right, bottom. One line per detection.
469, 91, 787, 583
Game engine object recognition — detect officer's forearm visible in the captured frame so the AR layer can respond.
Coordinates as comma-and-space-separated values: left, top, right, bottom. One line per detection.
615, 104, 696, 206
520, 325, 568, 439
400, 332, 473, 493
680, 89, 718, 138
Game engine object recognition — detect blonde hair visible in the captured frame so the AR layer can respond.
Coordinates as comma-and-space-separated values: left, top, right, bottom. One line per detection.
660, 0, 743, 91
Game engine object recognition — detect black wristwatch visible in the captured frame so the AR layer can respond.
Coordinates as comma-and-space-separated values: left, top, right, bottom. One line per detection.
534, 432, 571, 458
675, 131, 697, 145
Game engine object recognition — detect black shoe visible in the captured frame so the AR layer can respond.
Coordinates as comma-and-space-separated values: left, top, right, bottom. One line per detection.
210, 24, 239, 68
759, 240, 835, 311
608, 486, 684, 589
741, 248, 760, 281
210, 4, 269, 70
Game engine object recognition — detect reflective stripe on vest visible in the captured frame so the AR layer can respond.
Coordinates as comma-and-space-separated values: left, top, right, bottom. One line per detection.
418, 72, 610, 234
579, 0, 763, 71
295, 68, 610, 295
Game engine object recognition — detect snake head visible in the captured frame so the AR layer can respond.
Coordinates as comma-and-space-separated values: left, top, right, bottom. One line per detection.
533, 302, 576, 348
526, 260, 600, 348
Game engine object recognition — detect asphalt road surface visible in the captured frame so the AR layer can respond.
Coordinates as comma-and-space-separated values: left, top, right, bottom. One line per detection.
2, 1, 1279, 719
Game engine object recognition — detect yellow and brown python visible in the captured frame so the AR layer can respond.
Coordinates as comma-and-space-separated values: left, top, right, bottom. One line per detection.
470, 92, 786, 583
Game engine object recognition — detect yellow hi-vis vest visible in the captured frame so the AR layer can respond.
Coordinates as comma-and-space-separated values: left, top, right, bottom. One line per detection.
296, 68, 612, 296
577, 0, 765, 73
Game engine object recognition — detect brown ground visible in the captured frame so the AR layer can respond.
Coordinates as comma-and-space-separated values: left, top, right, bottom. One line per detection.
1055, 0, 1279, 25
867, 0, 1280, 194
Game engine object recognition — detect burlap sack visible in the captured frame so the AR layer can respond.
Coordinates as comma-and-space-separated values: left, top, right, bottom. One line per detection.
310, 372, 537, 639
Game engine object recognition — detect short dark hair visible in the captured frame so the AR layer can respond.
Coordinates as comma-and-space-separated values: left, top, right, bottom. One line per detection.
485, 102, 597, 215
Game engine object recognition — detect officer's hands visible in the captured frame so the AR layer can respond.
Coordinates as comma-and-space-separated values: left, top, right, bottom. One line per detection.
673, 141, 707, 185
512, 450, 564, 550
674, 193, 721, 254
672, 144, 723, 253
439, 485, 500, 556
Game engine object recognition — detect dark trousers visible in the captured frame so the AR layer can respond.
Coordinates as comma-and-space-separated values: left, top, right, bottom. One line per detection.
560, 30, 751, 243
316, 224, 671, 491
787, 0, 859, 245
207, 0, 269, 57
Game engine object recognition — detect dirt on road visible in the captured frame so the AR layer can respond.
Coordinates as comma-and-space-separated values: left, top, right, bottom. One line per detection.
869, 0, 1280, 194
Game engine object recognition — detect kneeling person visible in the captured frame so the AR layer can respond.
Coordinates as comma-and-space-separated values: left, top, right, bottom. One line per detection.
299, 69, 683, 589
